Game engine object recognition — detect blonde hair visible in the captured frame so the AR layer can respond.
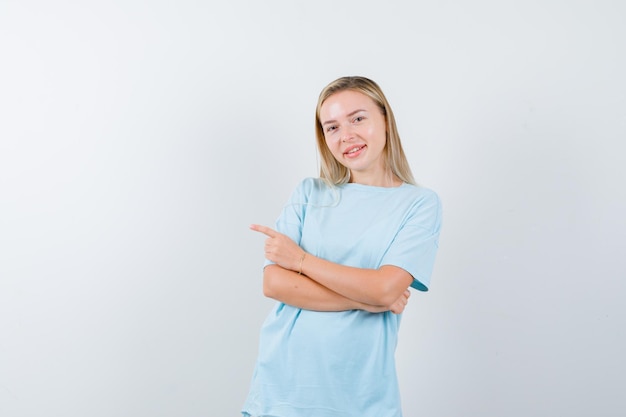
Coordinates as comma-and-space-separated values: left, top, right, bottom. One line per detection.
315, 76, 416, 186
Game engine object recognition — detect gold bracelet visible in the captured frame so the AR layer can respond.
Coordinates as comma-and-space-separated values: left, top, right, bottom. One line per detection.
298, 252, 306, 275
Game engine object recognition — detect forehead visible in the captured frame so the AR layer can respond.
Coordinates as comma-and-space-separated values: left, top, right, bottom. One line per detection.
319, 90, 378, 119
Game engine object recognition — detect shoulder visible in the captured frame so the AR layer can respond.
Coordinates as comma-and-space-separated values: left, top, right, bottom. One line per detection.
401, 184, 443, 229
401, 184, 441, 207
296, 177, 320, 189
298, 177, 328, 190
292, 177, 332, 196
285, 177, 334, 205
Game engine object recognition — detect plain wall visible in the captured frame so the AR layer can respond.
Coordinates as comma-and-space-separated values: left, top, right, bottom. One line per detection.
1, 1, 624, 416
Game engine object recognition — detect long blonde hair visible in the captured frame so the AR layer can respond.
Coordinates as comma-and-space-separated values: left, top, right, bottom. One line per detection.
315, 76, 416, 185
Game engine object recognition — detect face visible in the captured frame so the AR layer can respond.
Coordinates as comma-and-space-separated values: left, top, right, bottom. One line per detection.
319, 90, 388, 184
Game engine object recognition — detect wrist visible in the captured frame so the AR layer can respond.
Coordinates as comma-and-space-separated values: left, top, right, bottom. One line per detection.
297, 252, 306, 275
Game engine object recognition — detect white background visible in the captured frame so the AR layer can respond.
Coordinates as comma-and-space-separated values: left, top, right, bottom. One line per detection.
1, 1, 625, 416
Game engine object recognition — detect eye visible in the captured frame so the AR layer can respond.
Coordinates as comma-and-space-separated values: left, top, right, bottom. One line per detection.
325, 125, 338, 133
353, 116, 365, 123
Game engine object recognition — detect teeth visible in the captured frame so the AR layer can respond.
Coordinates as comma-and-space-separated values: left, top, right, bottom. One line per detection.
347, 146, 362, 154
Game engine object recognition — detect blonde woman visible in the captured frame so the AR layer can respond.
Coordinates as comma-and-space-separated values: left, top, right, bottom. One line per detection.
242, 76, 442, 417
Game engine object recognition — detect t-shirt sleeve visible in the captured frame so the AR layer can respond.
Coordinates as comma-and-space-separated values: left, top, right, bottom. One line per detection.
380, 189, 443, 291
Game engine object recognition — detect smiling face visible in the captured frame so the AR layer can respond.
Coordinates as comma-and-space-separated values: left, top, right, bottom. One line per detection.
319, 90, 391, 186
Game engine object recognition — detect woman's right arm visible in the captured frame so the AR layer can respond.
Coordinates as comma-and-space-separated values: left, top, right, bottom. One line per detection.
263, 264, 410, 314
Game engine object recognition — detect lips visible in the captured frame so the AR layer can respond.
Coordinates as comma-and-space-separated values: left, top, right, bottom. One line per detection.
343, 145, 366, 158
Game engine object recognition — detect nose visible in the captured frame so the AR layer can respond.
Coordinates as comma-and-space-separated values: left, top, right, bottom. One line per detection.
340, 124, 355, 142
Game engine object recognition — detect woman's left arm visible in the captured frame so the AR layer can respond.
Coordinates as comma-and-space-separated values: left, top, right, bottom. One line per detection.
251, 224, 414, 306
300, 256, 413, 307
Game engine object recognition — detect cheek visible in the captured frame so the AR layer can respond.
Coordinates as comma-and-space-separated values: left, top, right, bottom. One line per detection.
372, 127, 387, 148
325, 137, 339, 153
325, 141, 344, 162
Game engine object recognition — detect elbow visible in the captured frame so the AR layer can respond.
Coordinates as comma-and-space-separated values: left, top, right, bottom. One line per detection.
373, 266, 414, 306
263, 281, 276, 299
262, 265, 280, 299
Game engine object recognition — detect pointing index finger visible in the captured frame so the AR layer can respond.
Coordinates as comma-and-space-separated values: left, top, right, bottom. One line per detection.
249, 224, 278, 238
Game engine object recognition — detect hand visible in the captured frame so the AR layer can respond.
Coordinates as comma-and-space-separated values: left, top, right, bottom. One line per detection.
388, 289, 411, 314
359, 289, 411, 314
250, 224, 305, 272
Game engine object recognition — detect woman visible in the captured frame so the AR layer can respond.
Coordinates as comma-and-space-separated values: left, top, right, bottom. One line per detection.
241, 76, 442, 417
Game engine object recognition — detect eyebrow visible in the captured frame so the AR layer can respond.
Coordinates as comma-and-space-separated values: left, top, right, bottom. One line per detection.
321, 109, 367, 126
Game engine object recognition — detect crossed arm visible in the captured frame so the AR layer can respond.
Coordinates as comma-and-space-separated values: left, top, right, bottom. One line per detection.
251, 224, 414, 314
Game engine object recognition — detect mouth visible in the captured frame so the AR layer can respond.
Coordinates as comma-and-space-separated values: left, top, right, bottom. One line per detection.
343, 145, 366, 157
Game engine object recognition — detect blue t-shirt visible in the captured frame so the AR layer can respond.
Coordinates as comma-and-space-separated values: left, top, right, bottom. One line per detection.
242, 178, 442, 417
